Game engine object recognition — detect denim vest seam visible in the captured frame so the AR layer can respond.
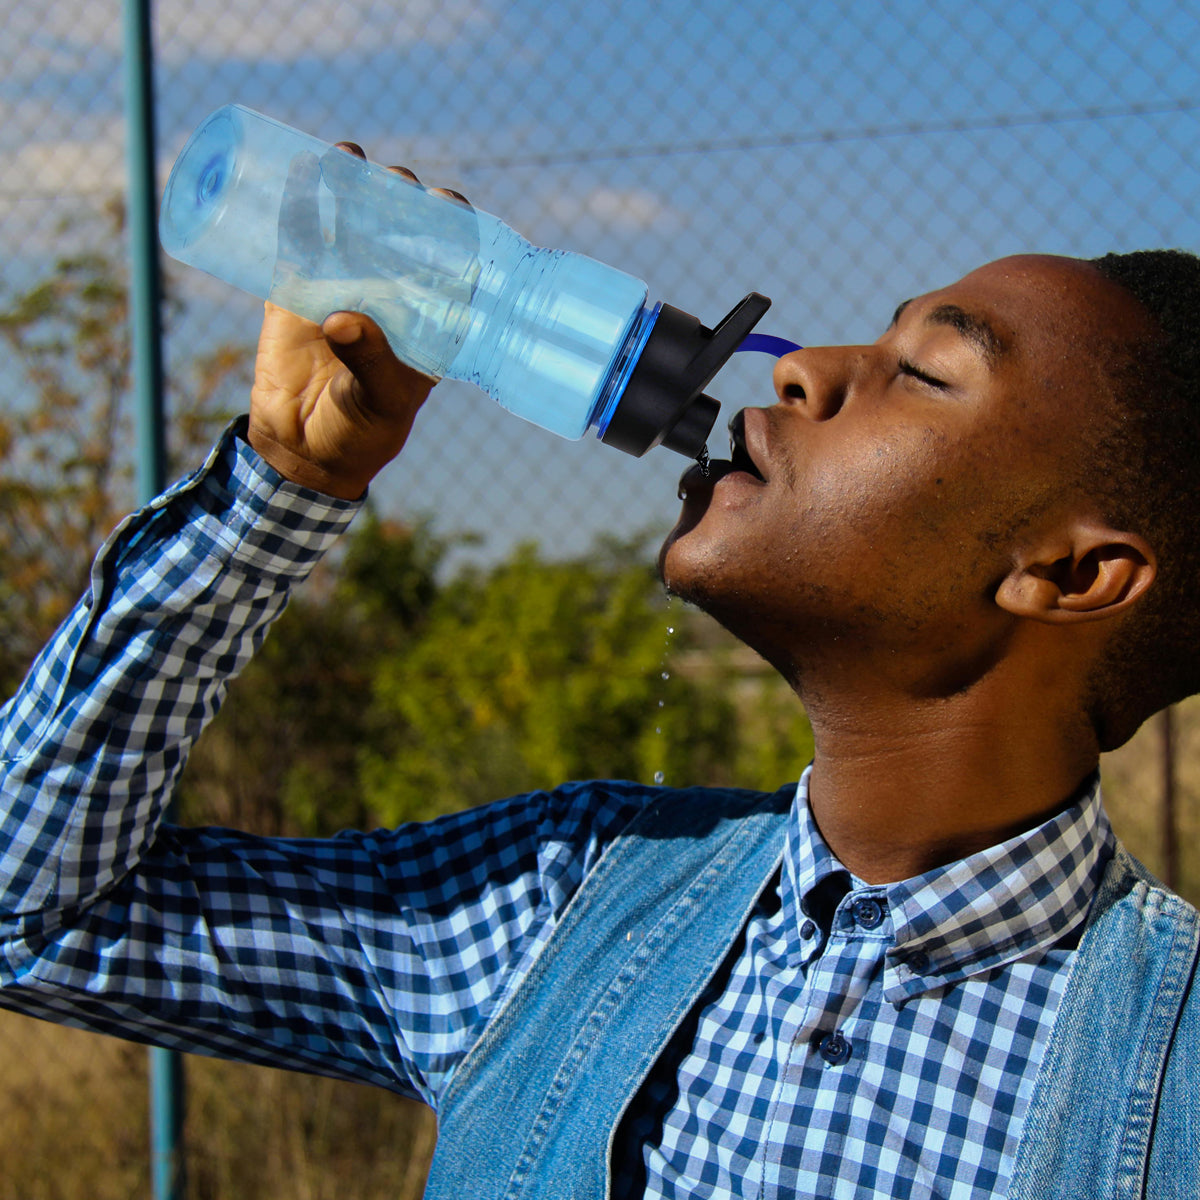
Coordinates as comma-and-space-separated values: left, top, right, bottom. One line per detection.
1136, 889, 1200, 1199
505, 823, 785, 1195
599, 856, 785, 1200
507, 856, 760, 1195
436, 787, 750, 1110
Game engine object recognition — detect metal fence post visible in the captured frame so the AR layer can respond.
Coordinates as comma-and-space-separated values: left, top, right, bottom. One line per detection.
122, 0, 184, 1196
123, 0, 166, 504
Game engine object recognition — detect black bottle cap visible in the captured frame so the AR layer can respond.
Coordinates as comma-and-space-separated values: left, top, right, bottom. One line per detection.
600, 293, 771, 458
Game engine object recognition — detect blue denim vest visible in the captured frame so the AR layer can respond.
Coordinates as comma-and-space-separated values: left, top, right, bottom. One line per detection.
1008, 847, 1200, 1200
426, 786, 1200, 1199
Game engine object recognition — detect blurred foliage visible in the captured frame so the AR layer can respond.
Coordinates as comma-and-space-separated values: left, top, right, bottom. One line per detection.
358, 534, 731, 823
0, 204, 246, 695
0, 1018, 150, 1200
179, 519, 815, 836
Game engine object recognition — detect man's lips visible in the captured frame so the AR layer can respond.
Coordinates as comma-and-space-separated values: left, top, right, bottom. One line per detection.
728, 409, 767, 481
677, 409, 767, 499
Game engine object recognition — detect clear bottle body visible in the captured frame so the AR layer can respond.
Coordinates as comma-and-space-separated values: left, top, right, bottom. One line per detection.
160, 104, 652, 440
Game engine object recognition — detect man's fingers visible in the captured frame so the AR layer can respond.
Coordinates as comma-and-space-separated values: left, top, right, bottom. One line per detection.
381, 163, 471, 209
334, 141, 468, 204
322, 309, 370, 348
431, 186, 473, 209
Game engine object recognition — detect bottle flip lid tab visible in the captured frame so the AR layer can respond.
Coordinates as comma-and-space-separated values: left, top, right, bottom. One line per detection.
600, 293, 773, 458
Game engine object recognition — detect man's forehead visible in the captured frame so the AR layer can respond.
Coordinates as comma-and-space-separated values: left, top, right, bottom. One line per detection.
910, 256, 1089, 314
893, 255, 1149, 357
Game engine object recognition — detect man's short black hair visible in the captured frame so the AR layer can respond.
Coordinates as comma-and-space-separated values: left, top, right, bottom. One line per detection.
1085, 249, 1200, 748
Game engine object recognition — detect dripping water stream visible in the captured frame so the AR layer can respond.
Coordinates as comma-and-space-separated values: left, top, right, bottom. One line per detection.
651, 604, 679, 786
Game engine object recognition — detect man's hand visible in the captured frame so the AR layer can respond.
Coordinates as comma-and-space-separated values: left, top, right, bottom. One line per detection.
248, 301, 434, 500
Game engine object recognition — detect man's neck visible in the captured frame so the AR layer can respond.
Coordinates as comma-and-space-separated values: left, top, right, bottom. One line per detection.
800, 683, 1100, 885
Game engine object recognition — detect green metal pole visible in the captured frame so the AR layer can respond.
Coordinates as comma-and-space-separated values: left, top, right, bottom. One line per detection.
124, 0, 166, 503
122, 2, 184, 1198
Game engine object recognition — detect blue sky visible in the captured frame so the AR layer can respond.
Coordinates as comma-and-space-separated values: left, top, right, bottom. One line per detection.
2, 0, 1199, 560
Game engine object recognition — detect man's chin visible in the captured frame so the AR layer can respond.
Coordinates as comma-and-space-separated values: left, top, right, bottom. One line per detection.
656, 521, 703, 599
656, 527, 732, 620
656, 527, 801, 678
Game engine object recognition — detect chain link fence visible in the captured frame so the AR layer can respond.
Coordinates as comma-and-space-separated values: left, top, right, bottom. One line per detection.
2, 0, 1199, 1194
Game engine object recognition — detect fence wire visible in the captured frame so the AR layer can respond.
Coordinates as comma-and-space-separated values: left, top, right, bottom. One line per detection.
2, 0, 1199, 1195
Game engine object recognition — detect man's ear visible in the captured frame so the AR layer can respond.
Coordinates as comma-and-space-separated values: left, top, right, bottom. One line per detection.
995, 522, 1157, 624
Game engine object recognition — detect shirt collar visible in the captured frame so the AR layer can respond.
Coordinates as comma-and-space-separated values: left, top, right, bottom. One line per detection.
783, 766, 1116, 1004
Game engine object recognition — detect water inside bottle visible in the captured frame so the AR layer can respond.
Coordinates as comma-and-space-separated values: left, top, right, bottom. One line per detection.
269, 150, 482, 379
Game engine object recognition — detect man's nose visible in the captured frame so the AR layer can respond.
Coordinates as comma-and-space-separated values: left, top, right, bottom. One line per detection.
772, 346, 868, 419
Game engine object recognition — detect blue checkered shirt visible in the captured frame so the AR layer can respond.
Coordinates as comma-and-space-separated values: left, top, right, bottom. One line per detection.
0, 427, 1116, 1198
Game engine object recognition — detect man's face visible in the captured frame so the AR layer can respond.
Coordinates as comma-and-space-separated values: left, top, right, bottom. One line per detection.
658, 255, 1151, 680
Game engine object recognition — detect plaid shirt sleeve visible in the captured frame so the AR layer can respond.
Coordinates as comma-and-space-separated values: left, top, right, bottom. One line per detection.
0, 421, 648, 1102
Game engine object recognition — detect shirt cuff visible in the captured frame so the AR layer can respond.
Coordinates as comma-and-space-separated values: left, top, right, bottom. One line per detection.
109, 416, 363, 586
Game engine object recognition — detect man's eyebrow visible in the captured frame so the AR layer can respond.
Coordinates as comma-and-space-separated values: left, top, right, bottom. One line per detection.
888, 298, 1006, 367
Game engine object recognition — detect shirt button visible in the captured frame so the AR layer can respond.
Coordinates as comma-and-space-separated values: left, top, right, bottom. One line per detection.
800, 919, 817, 940
852, 897, 885, 929
817, 1031, 852, 1066
907, 949, 931, 973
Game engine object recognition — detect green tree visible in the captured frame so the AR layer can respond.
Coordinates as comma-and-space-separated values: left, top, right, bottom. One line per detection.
358, 535, 803, 827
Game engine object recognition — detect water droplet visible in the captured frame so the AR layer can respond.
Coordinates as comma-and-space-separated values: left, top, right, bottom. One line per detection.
661, 671, 670, 681
666, 626, 674, 635
654, 770, 665, 785
655, 726, 661, 735
657, 699, 664, 708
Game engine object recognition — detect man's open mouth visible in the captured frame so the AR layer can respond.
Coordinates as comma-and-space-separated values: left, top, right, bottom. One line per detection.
677, 410, 767, 498
727, 410, 766, 481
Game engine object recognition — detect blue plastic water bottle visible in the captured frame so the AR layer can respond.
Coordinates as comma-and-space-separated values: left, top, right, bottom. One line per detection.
160, 104, 773, 458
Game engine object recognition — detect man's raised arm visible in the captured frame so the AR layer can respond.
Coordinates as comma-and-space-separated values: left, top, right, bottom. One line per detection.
0, 302, 431, 929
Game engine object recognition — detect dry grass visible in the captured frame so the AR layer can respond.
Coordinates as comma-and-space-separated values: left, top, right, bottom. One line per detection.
0, 1011, 435, 1200
0, 1015, 149, 1200
1102, 693, 1200, 905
